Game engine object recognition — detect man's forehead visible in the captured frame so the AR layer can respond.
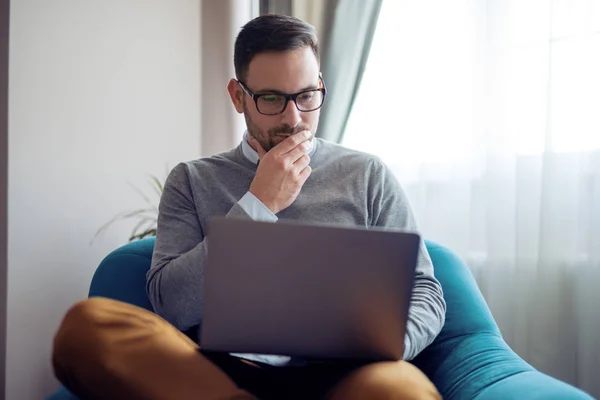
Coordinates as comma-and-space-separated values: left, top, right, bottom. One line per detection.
245, 47, 320, 92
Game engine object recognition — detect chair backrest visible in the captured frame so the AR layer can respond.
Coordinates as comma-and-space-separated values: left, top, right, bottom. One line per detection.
422, 241, 500, 339
88, 237, 155, 311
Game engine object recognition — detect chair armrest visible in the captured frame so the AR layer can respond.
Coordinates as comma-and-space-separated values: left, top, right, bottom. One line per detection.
416, 242, 593, 399
475, 370, 594, 400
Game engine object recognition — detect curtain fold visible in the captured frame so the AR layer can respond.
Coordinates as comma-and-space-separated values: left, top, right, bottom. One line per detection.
291, 0, 334, 55
260, 0, 292, 16
317, 0, 383, 143
260, 0, 381, 143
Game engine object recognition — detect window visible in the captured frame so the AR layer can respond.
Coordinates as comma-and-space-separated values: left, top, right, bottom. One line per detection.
344, 0, 600, 171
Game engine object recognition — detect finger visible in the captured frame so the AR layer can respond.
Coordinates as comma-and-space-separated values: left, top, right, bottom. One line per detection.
249, 136, 267, 160
298, 165, 312, 184
273, 130, 312, 155
293, 154, 311, 171
285, 140, 312, 163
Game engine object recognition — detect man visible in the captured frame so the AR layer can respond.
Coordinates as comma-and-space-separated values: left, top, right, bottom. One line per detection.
53, 14, 446, 400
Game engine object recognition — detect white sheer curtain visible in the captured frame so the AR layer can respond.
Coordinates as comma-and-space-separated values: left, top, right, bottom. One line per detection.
343, 0, 600, 396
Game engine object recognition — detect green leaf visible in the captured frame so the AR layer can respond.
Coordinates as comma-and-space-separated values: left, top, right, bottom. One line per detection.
127, 181, 157, 211
92, 208, 158, 244
130, 217, 157, 239
92, 170, 166, 245
148, 174, 164, 198
129, 228, 157, 242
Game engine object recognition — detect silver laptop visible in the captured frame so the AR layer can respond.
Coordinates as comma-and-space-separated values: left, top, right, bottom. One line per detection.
200, 217, 420, 362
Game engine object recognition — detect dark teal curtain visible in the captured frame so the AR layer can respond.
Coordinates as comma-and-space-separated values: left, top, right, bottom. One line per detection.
317, 0, 383, 143
259, 0, 383, 144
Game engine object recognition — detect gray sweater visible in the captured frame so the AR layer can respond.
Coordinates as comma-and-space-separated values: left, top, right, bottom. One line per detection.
148, 138, 446, 361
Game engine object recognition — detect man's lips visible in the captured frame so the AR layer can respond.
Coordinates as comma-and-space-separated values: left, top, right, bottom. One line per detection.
272, 131, 310, 140
275, 131, 304, 136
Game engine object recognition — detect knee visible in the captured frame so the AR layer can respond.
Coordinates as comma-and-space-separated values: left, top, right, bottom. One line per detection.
329, 361, 442, 400
56, 298, 112, 337
53, 298, 116, 363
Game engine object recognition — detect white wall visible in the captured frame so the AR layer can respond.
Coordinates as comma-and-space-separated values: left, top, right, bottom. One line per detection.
0, 0, 8, 397
200, 0, 252, 156
8, 1, 202, 398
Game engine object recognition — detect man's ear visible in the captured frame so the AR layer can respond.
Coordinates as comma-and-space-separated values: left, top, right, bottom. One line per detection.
227, 79, 244, 114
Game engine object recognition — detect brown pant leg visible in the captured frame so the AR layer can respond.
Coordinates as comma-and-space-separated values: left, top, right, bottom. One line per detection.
52, 297, 256, 400
327, 360, 442, 400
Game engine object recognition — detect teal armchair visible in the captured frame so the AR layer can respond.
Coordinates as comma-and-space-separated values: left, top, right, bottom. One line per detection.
46, 238, 593, 400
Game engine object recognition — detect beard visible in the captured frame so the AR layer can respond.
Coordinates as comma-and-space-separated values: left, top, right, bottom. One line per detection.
243, 100, 317, 152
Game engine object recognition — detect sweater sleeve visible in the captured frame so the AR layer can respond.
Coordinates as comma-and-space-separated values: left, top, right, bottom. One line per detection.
146, 163, 270, 330
370, 159, 446, 360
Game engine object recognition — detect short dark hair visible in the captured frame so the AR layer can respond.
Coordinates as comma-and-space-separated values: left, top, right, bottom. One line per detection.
234, 14, 319, 81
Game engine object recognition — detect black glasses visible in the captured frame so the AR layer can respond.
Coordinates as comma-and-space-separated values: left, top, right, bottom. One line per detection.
237, 76, 327, 116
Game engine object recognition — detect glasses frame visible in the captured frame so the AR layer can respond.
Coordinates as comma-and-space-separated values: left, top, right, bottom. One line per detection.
237, 75, 327, 116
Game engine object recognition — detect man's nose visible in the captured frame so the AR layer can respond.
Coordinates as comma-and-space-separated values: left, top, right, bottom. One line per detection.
280, 100, 302, 127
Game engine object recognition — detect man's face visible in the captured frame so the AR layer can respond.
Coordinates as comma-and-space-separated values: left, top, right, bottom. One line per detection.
228, 46, 321, 152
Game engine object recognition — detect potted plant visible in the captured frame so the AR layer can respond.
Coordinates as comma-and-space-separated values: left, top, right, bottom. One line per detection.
93, 173, 165, 243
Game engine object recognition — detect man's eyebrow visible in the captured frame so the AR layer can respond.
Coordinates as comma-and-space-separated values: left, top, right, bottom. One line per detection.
253, 84, 320, 94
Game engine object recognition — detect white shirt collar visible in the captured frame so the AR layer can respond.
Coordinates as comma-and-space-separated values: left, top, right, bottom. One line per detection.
241, 131, 316, 165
